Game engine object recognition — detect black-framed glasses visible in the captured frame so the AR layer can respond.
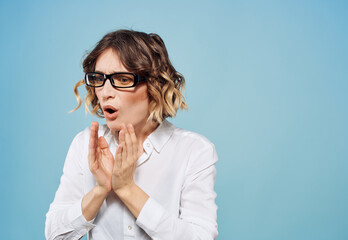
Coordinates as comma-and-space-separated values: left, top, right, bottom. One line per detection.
84, 72, 146, 88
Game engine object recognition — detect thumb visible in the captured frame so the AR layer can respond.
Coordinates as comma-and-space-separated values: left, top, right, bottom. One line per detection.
98, 136, 114, 164
98, 136, 109, 150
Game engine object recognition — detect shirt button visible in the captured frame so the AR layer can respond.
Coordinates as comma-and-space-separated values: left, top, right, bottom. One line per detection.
128, 225, 132, 230
146, 142, 150, 147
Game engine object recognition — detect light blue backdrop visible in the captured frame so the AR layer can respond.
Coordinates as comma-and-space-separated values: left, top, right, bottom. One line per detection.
1, 0, 347, 239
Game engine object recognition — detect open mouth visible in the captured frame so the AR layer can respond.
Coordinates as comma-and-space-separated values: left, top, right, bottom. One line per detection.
103, 105, 117, 112
103, 105, 118, 119
105, 108, 116, 114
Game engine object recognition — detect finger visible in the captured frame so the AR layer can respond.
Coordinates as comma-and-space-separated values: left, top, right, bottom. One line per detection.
115, 144, 123, 168
88, 121, 99, 164
125, 126, 133, 163
128, 124, 138, 160
118, 123, 126, 145
98, 136, 109, 150
95, 143, 101, 164
118, 125, 127, 160
121, 141, 127, 166
89, 121, 99, 152
98, 136, 114, 161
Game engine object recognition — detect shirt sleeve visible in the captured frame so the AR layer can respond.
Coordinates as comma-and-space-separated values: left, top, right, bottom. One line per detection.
136, 140, 218, 240
45, 131, 96, 240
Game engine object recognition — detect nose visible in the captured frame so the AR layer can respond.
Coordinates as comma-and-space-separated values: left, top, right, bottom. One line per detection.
99, 78, 117, 100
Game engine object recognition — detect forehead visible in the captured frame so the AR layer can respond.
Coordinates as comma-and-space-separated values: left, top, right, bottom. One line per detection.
95, 48, 128, 74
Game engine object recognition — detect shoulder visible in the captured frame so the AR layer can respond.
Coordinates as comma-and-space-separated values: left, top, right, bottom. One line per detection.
171, 123, 216, 150
168, 122, 218, 175
167, 121, 217, 162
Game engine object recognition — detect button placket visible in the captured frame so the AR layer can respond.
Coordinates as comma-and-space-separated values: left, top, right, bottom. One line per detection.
144, 140, 152, 152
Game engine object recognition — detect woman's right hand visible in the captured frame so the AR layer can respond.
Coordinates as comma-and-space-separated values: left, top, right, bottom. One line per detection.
88, 121, 114, 195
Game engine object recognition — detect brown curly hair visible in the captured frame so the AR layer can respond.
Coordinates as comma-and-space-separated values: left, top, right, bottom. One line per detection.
70, 29, 188, 123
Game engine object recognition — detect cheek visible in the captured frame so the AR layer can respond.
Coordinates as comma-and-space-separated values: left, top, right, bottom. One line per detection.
122, 87, 149, 111
94, 89, 101, 102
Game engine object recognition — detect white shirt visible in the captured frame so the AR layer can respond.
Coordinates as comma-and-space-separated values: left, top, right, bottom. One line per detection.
45, 120, 218, 240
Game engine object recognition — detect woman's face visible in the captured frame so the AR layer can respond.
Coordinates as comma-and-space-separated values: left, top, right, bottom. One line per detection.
94, 48, 150, 132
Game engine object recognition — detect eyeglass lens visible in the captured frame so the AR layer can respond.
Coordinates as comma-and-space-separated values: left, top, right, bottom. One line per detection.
86, 73, 135, 87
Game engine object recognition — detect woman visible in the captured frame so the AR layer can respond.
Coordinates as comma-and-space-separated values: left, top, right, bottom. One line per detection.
45, 29, 218, 240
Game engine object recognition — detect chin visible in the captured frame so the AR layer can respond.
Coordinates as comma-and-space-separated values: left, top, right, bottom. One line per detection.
105, 120, 122, 132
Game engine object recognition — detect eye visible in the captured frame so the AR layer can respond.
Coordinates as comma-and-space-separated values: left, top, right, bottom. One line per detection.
120, 77, 131, 83
113, 74, 135, 87
90, 75, 103, 81
86, 73, 104, 86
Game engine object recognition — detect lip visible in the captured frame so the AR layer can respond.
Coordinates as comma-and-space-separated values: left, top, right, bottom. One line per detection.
103, 105, 118, 120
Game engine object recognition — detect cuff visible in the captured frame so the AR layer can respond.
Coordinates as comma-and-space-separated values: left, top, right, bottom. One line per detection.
69, 198, 97, 235
135, 197, 167, 236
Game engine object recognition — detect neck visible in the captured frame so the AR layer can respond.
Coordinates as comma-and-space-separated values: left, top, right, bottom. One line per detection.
134, 120, 159, 147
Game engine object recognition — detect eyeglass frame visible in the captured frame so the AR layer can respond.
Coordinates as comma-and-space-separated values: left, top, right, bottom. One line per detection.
84, 72, 147, 88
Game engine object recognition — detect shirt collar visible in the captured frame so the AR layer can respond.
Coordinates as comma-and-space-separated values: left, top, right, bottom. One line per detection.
148, 119, 175, 153
100, 126, 113, 153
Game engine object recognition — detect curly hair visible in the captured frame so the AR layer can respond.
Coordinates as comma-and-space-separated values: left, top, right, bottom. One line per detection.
70, 29, 188, 123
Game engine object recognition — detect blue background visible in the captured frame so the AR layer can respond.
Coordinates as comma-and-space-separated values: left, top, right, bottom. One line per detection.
1, 0, 347, 239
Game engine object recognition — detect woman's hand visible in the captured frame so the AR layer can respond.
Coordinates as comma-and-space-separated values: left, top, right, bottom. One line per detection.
88, 121, 114, 195
112, 123, 141, 194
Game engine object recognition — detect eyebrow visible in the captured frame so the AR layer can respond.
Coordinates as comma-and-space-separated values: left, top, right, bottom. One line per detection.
93, 70, 106, 74
93, 70, 131, 74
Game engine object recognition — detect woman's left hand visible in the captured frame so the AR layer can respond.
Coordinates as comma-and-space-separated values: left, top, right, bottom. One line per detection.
112, 123, 141, 194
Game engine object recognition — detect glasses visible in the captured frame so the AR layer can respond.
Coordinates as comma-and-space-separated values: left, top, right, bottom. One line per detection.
84, 72, 146, 88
